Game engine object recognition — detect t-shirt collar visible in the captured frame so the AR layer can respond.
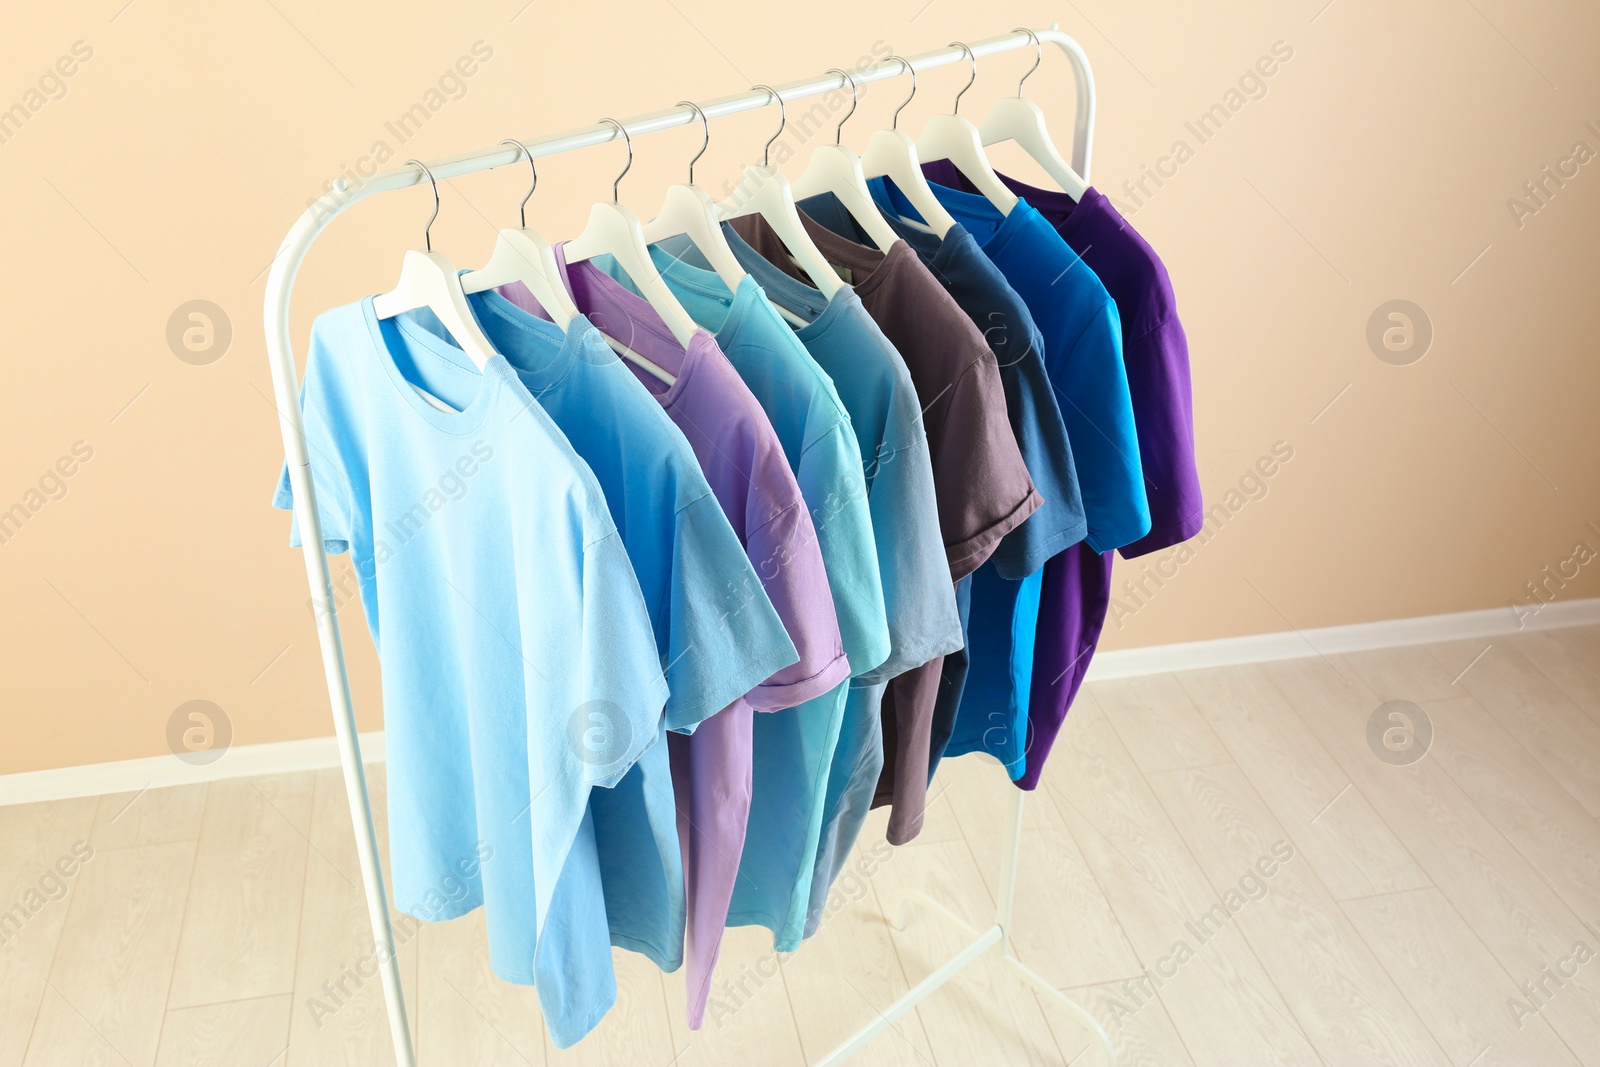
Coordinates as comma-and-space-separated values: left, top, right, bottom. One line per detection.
361, 295, 508, 433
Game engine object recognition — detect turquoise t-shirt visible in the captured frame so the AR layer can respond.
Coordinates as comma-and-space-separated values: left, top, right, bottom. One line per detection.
698, 225, 964, 940
272, 298, 668, 1047
628, 247, 892, 948
400, 294, 802, 1006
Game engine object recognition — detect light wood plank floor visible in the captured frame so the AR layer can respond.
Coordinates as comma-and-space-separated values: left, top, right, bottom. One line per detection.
7, 626, 1600, 1065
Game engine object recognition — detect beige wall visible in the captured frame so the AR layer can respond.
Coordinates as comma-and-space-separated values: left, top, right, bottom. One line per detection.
3, 0, 1597, 776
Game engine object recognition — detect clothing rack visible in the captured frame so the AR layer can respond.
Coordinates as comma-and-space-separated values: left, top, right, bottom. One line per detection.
262, 23, 1113, 1066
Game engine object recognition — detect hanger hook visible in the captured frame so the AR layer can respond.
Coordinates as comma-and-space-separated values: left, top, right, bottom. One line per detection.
750, 84, 785, 167
499, 139, 537, 229
404, 159, 440, 253
598, 118, 631, 203
676, 101, 710, 185
826, 67, 857, 145
887, 55, 916, 131
948, 42, 977, 115
1012, 27, 1043, 98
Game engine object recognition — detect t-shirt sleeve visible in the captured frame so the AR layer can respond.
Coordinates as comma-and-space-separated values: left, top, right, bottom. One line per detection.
1117, 313, 1204, 558
662, 491, 799, 732
800, 420, 890, 677
742, 493, 853, 710
986, 326, 1088, 579
928, 354, 1043, 581
575, 526, 672, 790
1060, 301, 1151, 553
857, 434, 963, 683
271, 398, 359, 556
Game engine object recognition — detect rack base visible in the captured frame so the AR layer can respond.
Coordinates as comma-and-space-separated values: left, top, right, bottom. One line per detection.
815, 790, 1115, 1066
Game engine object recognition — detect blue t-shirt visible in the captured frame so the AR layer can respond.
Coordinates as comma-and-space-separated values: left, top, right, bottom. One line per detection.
881, 180, 1150, 553
802, 187, 1091, 777
711, 226, 962, 680
272, 298, 667, 1047
633, 247, 892, 948
706, 224, 965, 941
402, 294, 801, 1001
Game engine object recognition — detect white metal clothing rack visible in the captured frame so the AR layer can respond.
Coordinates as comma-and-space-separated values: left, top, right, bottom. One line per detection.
263, 24, 1113, 1067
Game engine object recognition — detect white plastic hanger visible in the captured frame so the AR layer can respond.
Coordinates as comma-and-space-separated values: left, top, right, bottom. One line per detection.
791, 68, 902, 252
716, 86, 844, 299
979, 28, 1089, 201
372, 159, 496, 372
643, 101, 748, 294
860, 57, 959, 237
565, 119, 694, 384
459, 139, 581, 330
918, 43, 1019, 214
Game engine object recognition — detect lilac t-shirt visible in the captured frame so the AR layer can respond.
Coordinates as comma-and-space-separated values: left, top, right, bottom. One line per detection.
508, 244, 850, 1031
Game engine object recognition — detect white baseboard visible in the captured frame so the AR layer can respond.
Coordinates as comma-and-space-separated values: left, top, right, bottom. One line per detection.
4, 598, 1597, 807
0, 732, 385, 808
1085, 597, 1600, 681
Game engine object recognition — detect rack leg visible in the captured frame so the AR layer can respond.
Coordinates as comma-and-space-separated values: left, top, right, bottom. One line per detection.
297, 519, 417, 1067
813, 784, 1115, 1066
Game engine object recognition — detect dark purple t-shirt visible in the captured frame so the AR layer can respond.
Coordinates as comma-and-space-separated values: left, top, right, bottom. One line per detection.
924, 163, 1203, 556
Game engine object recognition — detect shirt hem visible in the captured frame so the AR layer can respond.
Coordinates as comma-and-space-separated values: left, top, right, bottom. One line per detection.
945, 487, 1045, 581
663, 647, 802, 732
855, 624, 965, 685
586, 677, 671, 789
1083, 513, 1154, 556
723, 909, 803, 953
987, 517, 1089, 580
846, 636, 893, 679
608, 931, 683, 973
1116, 507, 1207, 560
747, 650, 854, 711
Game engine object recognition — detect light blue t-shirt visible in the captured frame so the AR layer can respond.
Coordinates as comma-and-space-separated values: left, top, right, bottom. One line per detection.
700, 225, 964, 941
400, 294, 801, 997
628, 247, 892, 947
272, 298, 667, 1047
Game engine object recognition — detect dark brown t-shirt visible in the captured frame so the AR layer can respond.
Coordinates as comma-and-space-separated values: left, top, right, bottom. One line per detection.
730, 212, 1040, 842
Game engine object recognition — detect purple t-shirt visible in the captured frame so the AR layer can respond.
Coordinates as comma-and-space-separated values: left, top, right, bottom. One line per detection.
503, 245, 851, 1026
924, 164, 1202, 557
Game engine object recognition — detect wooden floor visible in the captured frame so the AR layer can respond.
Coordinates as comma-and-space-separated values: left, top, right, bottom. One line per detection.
6, 626, 1600, 1065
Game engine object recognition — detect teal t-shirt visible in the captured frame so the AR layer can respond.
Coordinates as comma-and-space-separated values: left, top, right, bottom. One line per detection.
614, 248, 891, 947
682, 226, 964, 940
272, 298, 668, 1047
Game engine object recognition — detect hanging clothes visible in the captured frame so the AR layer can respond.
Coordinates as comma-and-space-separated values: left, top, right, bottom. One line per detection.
398, 291, 806, 1038
728, 212, 1041, 845
922, 161, 1203, 790
697, 224, 965, 939
538, 245, 852, 1032
273, 300, 669, 1047
798, 186, 1091, 780
883, 177, 1147, 792
616, 247, 895, 967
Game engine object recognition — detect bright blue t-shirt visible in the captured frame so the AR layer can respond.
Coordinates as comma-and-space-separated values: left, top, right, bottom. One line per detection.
707, 223, 965, 940
631, 246, 892, 948
402, 293, 801, 1005
272, 298, 667, 1047
882, 180, 1150, 553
